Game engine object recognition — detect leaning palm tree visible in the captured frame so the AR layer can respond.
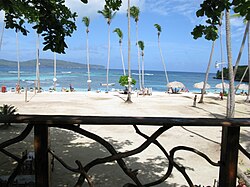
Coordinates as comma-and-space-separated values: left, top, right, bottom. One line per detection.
82, 16, 91, 91
231, 14, 250, 102
130, 6, 142, 90
138, 41, 145, 89
113, 28, 126, 76
247, 20, 250, 102
98, 7, 116, 92
199, 40, 215, 103
154, 23, 169, 87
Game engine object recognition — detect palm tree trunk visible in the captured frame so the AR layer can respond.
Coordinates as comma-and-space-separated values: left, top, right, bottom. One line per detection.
233, 21, 250, 77
247, 21, 250, 102
158, 37, 169, 86
16, 31, 20, 86
219, 19, 225, 93
141, 54, 144, 89
126, 0, 132, 103
199, 41, 215, 103
136, 22, 142, 90
225, 10, 235, 118
119, 42, 126, 75
36, 34, 41, 93
53, 52, 57, 90
86, 31, 91, 91
106, 23, 111, 92
0, 15, 5, 51
235, 66, 248, 93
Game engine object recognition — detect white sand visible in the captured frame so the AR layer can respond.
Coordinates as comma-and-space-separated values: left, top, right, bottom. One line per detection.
0, 91, 249, 186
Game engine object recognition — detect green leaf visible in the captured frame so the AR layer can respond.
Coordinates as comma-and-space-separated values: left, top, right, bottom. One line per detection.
196, 9, 204, 17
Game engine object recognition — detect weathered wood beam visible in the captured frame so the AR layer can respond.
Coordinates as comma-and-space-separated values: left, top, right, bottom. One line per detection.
0, 115, 249, 127
34, 124, 50, 187
219, 126, 240, 187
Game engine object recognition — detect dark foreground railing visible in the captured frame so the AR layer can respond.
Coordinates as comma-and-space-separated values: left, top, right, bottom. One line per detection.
0, 115, 250, 187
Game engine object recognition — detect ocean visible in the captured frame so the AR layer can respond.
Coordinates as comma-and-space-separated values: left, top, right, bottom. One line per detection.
0, 65, 236, 93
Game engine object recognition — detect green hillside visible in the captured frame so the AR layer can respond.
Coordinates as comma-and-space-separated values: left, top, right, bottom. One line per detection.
0, 59, 104, 69
215, 65, 249, 82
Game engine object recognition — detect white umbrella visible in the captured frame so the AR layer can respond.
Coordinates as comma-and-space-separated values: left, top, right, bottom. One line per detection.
193, 81, 211, 89
215, 83, 229, 89
236, 83, 249, 91
167, 81, 185, 89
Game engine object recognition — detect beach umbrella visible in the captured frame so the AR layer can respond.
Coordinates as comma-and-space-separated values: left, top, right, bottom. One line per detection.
236, 83, 249, 91
215, 83, 229, 89
193, 81, 211, 89
167, 81, 185, 88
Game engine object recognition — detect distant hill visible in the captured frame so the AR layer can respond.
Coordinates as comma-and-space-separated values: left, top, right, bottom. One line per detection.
215, 65, 249, 82
0, 59, 105, 69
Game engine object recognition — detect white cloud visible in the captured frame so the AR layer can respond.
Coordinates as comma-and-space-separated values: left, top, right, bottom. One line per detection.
65, 0, 144, 18
144, 0, 203, 23
0, 11, 4, 23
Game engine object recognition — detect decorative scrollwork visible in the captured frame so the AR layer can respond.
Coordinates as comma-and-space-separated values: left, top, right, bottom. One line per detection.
48, 124, 220, 187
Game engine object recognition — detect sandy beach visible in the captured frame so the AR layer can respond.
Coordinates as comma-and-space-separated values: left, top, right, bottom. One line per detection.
0, 91, 249, 186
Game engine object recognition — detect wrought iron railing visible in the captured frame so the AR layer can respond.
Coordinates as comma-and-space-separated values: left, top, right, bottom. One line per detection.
0, 115, 250, 187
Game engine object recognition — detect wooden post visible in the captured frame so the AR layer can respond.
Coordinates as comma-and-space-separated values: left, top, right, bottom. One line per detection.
219, 126, 240, 187
34, 124, 50, 187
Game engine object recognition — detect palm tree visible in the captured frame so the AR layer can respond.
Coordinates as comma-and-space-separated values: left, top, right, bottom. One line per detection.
138, 41, 145, 89
113, 28, 126, 76
231, 14, 250, 102
126, 0, 132, 103
98, 7, 116, 92
247, 21, 250, 102
130, 6, 142, 90
53, 52, 57, 90
0, 104, 18, 126
0, 12, 5, 51
225, 10, 235, 118
219, 13, 225, 94
199, 41, 215, 103
154, 23, 169, 87
82, 16, 91, 91
36, 34, 41, 93
16, 29, 21, 86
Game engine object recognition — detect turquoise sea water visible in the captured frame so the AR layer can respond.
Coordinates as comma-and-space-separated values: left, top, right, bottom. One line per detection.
0, 65, 238, 93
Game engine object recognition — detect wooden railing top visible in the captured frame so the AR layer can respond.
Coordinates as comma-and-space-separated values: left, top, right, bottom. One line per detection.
0, 115, 249, 127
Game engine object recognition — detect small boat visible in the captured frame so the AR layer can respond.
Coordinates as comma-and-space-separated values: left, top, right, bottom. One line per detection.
100, 83, 115, 87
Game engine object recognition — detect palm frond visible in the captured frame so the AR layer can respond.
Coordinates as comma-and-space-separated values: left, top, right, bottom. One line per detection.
130, 6, 140, 22
98, 7, 116, 24
82, 16, 90, 27
138, 40, 144, 51
154, 23, 162, 33
0, 104, 18, 115
113, 28, 123, 39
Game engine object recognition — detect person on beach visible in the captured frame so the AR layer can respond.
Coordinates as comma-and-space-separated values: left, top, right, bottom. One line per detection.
69, 84, 74, 92
237, 178, 247, 187
193, 95, 197, 107
219, 92, 223, 100
15, 83, 20, 94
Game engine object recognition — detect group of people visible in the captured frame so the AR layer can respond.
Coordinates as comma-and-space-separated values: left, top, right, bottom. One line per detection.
61, 84, 75, 92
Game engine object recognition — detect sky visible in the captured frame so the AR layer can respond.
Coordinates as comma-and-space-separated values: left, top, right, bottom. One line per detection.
0, 0, 248, 73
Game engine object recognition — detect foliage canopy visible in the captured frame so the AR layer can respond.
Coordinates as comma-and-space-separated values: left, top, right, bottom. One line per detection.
119, 75, 136, 87
191, 0, 250, 41
0, 0, 122, 54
